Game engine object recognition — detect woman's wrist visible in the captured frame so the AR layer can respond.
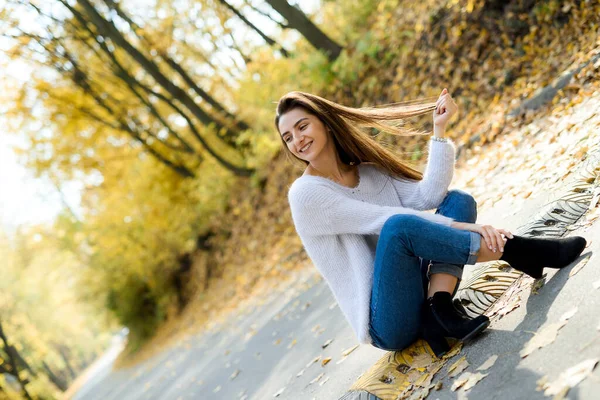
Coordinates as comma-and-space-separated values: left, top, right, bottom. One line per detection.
450, 221, 461, 229
451, 221, 469, 230
433, 125, 446, 138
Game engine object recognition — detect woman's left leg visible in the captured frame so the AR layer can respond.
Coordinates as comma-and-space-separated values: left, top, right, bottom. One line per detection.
419, 189, 478, 297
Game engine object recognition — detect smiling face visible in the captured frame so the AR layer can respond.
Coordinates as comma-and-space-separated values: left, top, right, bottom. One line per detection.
277, 107, 331, 162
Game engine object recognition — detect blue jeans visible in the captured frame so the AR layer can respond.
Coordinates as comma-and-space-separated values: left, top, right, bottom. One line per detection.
368, 189, 480, 351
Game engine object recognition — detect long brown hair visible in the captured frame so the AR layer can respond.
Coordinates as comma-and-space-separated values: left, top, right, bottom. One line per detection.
274, 91, 438, 181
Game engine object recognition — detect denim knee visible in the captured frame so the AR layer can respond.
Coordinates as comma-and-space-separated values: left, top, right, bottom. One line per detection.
380, 214, 424, 237
446, 189, 477, 209
442, 189, 477, 222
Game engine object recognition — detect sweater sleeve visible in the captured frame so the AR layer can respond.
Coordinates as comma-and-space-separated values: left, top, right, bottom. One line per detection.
288, 181, 454, 237
390, 138, 456, 210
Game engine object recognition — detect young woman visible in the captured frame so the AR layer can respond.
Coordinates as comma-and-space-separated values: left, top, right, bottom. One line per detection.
275, 90, 587, 357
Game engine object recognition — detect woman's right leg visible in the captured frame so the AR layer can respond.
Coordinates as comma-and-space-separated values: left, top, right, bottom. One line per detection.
369, 214, 482, 351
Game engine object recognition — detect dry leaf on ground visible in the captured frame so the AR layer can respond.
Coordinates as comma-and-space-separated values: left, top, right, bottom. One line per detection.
448, 356, 469, 378
520, 320, 568, 358
560, 307, 578, 321
229, 369, 240, 380
463, 372, 488, 391
342, 345, 359, 357
569, 256, 590, 277
476, 355, 498, 371
451, 372, 470, 391
306, 356, 321, 368
451, 371, 488, 391
308, 373, 324, 385
442, 343, 463, 359
540, 358, 599, 397
411, 352, 434, 368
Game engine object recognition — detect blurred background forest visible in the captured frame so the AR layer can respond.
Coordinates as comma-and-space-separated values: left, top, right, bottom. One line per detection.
0, 0, 599, 398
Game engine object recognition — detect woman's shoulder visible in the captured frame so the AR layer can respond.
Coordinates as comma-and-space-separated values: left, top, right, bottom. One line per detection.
288, 174, 343, 206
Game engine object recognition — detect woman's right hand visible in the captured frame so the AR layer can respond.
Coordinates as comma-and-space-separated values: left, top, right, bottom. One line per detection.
451, 221, 514, 253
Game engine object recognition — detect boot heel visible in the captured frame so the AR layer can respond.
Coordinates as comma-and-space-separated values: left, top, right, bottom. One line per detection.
423, 331, 450, 358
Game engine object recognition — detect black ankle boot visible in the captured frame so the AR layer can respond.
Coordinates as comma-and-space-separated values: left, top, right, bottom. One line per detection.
421, 292, 490, 357
499, 235, 587, 279
452, 298, 470, 317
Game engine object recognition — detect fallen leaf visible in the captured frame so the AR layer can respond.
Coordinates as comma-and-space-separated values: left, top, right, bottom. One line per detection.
287, 339, 297, 349
306, 356, 321, 368
569, 257, 590, 277
309, 373, 324, 385
560, 307, 578, 321
448, 356, 469, 378
411, 352, 434, 368
520, 320, 568, 358
536, 375, 548, 391
531, 276, 547, 295
413, 372, 431, 388
442, 342, 463, 359
551, 386, 570, 400
229, 369, 240, 380
476, 354, 498, 371
341, 345, 359, 357
541, 358, 599, 396
451, 372, 471, 391
463, 372, 488, 391
321, 357, 332, 366
407, 369, 422, 384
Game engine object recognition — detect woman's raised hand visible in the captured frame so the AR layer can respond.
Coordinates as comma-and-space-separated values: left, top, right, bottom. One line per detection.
433, 88, 458, 128
451, 221, 514, 253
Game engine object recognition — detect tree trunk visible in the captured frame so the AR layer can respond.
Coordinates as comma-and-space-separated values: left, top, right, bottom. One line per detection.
264, 0, 342, 61
217, 0, 290, 58
41, 361, 69, 391
68, 0, 245, 149
0, 321, 33, 400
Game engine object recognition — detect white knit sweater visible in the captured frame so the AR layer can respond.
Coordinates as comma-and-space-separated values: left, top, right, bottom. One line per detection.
287, 139, 457, 345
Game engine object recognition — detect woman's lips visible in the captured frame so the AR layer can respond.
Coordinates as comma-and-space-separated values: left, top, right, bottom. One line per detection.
300, 141, 313, 153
